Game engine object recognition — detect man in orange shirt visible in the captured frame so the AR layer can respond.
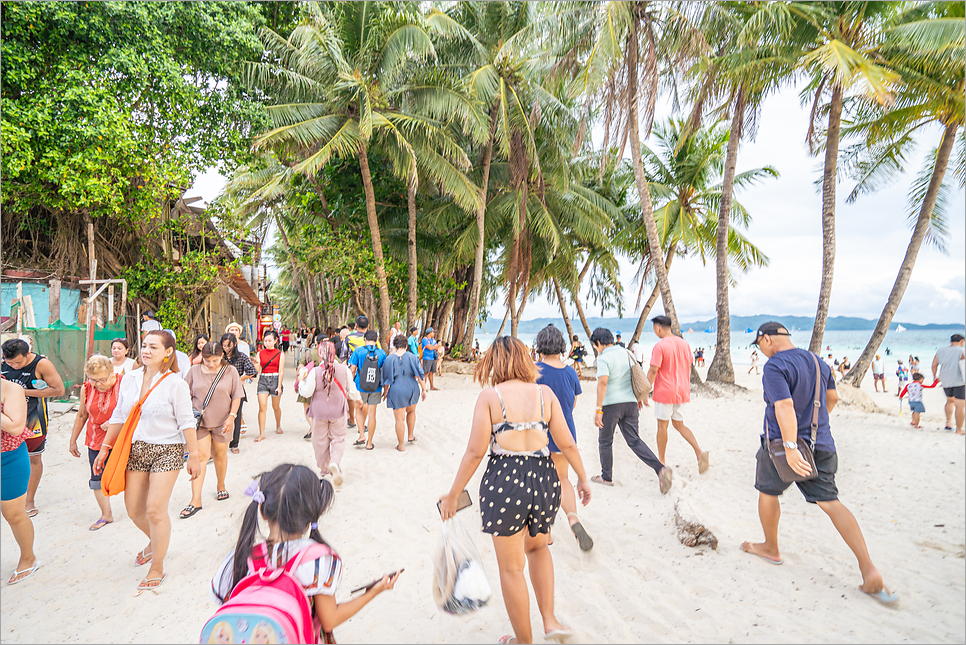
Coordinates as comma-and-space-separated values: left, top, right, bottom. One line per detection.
646, 316, 709, 474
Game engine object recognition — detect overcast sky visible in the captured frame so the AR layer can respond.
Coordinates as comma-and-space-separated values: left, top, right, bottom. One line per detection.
186, 83, 965, 325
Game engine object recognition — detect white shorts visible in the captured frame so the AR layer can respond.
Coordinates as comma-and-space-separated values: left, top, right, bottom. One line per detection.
654, 402, 686, 422
346, 377, 362, 402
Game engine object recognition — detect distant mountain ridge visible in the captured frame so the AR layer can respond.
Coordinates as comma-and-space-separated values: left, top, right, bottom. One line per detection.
481, 315, 964, 334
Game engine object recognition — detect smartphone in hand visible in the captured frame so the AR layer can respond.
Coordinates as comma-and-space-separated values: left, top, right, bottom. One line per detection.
437, 489, 472, 516
350, 569, 404, 595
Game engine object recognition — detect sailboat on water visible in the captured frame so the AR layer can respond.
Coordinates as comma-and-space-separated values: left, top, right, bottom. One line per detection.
895, 324, 906, 333
687, 328, 694, 334
745, 327, 754, 333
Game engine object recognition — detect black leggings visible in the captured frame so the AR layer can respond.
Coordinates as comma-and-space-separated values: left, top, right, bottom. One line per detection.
230, 398, 246, 449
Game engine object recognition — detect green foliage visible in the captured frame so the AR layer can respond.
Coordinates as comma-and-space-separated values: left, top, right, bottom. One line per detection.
1, 1, 269, 226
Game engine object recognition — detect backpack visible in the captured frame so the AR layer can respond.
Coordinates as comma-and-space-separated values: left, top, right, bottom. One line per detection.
200, 543, 335, 644
359, 347, 381, 393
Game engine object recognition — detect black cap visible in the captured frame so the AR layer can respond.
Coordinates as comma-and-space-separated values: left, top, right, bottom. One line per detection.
752, 322, 791, 345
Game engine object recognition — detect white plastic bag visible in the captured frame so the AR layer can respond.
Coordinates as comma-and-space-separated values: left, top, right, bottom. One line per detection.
431, 516, 491, 615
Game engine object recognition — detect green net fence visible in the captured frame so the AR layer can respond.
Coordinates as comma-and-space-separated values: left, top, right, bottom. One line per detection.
18, 316, 128, 398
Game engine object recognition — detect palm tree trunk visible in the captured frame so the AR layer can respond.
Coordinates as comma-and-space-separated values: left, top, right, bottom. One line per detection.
495, 308, 510, 337
630, 240, 677, 345
460, 105, 499, 355
357, 144, 392, 340
407, 178, 418, 329
808, 82, 843, 353
551, 277, 575, 342
572, 256, 597, 356
844, 122, 959, 387
707, 91, 744, 384
627, 14, 682, 337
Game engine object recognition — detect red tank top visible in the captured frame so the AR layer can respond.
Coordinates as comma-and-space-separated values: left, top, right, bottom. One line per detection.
259, 349, 282, 374
83, 378, 121, 450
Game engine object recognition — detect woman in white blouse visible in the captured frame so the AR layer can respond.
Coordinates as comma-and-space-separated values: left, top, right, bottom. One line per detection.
110, 338, 138, 375
94, 330, 201, 593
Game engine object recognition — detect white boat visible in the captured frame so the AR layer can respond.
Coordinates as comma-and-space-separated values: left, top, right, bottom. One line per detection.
896, 324, 906, 333
687, 328, 694, 334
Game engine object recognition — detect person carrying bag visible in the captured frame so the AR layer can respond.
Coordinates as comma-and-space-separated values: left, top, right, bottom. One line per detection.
100, 373, 171, 497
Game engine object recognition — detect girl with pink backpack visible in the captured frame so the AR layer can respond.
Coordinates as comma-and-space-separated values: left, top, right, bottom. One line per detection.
204, 464, 401, 643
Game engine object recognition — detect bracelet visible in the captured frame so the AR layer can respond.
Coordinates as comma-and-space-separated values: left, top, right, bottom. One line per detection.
101, 444, 113, 450
595, 407, 603, 413
228, 413, 237, 418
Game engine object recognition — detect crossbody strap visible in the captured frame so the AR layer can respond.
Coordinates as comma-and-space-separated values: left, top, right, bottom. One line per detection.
809, 352, 822, 447
202, 365, 230, 412
139, 372, 172, 406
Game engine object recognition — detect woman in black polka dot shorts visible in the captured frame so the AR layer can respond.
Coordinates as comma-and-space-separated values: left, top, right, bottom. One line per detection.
440, 337, 592, 645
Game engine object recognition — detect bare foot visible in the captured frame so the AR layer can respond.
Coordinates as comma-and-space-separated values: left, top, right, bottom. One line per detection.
254, 435, 266, 443
275, 427, 283, 435
859, 567, 884, 595
698, 451, 710, 474
741, 541, 782, 564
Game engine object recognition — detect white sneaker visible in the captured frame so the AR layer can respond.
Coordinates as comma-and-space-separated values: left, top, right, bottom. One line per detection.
328, 463, 344, 486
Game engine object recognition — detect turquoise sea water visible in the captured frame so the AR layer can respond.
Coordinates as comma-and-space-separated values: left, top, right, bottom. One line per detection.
476, 327, 964, 375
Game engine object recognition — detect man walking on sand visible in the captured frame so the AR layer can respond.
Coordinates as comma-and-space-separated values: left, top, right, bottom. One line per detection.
647, 316, 709, 473
2, 338, 66, 518
741, 322, 897, 605
421, 328, 441, 391
932, 334, 965, 434
591, 327, 673, 494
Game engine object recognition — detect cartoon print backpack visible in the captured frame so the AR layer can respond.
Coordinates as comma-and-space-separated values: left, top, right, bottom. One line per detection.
201, 542, 336, 644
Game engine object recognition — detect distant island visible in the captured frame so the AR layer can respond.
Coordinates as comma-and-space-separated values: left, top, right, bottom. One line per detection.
480, 315, 965, 335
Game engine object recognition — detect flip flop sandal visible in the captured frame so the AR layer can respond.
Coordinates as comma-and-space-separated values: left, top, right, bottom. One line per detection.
863, 587, 899, 604
216, 491, 229, 501
353, 439, 366, 446
7, 562, 40, 585
407, 437, 416, 443
544, 628, 573, 643
26, 508, 38, 518
180, 505, 202, 519
303, 432, 312, 441
570, 521, 594, 552
136, 573, 167, 595
395, 446, 405, 452
498, 636, 516, 645
590, 475, 614, 487
365, 444, 375, 451
89, 518, 112, 531
135, 549, 153, 567
230, 447, 240, 454
658, 467, 673, 495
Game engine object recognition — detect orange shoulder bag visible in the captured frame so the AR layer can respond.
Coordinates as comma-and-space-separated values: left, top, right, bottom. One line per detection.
102, 372, 171, 497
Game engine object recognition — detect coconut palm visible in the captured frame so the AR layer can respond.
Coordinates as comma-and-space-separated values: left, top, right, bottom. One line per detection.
619, 119, 773, 346
841, 2, 964, 387
789, 1, 902, 353
246, 1, 481, 338
684, 1, 800, 383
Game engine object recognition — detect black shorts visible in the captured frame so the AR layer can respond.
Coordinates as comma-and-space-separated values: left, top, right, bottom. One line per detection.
480, 454, 560, 537
943, 385, 965, 401
754, 442, 838, 503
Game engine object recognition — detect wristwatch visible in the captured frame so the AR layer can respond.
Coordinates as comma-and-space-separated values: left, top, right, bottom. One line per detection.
782, 441, 798, 450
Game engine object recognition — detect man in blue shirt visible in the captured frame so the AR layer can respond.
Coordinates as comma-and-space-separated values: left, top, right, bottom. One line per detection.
349, 330, 387, 450
407, 326, 419, 356
741, 322, 896, 604
421, 328, 441, 391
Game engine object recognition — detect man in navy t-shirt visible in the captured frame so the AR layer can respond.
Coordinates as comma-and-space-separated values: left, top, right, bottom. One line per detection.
741, 322, 896, 604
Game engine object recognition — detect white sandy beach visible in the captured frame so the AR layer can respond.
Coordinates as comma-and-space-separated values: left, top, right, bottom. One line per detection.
1, 361, 963, 644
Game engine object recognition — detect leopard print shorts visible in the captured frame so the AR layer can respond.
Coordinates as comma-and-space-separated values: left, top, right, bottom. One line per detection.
127, 440, 185, 474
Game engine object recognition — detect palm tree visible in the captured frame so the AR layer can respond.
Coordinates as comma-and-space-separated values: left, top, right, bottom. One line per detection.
841, 3, 964, 387
684, 1, 799, 383
619, 119, 773, 346
790, 1, 902, 353
246, 1, 480, 339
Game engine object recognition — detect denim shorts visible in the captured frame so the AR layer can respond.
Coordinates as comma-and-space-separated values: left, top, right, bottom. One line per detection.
908, 401, 926, 413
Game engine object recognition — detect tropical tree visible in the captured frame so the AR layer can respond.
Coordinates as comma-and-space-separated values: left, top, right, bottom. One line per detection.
246, 1, 481, 339
841, 2, 965, 387
790, 1, 902, 353
619, 119, 773, 345
683, 1, 799, 383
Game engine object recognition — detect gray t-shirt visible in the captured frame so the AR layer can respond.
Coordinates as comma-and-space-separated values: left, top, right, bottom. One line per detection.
935, 345, 966, 387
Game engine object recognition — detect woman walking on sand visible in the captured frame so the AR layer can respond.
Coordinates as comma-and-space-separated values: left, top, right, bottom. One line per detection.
534, 326, 593, 551
189, 334, 209, 366
439, 336, 592, 645
382, 334, 427, 451
110, 338, 138, 375
93, 330, 201, 594
256, 330, 285, 441
748, 351, 760, 375
221, 333, 256, 454
68, 355, 121, 530
2, 378, 38, 585
307, 341, 349, 485
180, 342, 243, 519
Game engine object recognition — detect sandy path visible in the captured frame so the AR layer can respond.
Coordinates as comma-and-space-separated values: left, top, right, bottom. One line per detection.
1, 363, 963, 643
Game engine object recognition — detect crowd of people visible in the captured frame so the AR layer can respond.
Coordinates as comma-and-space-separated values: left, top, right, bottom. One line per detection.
2, 317, 965, 643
